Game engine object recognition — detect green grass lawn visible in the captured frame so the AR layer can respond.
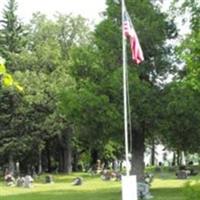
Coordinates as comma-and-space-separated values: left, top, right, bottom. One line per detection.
0, 172, 199, 200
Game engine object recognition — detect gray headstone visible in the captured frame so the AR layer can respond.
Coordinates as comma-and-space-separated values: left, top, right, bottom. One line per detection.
72, 177, 83, 185
176, 170, 187, 179
137, 182, 153, 199
16, 177, 25, 187
4, 173, 15, 186
45, 175, 53, 183
24, 175, 33, 188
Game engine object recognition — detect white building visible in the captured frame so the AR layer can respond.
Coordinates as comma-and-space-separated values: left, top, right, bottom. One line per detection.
144, 144, 174, 166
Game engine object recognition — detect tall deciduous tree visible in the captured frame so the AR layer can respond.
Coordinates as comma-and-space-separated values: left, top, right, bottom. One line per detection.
7, 13, 91, 173
93, 0, 177, 181
161, 83, 200, 156
159, 0, 200, 158
175, 0, 200, 90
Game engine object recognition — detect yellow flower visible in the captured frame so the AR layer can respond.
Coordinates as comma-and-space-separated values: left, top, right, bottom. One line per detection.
3, 74, 14, 87
0, 63, 6, 75
15, 83, 24, 92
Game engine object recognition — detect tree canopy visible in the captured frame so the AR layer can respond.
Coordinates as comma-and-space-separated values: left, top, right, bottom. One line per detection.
0, 0, 200, 179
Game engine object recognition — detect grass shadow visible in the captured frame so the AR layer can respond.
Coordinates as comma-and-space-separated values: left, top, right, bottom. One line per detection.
0, 187, 121, 200
151, 187, 185, 200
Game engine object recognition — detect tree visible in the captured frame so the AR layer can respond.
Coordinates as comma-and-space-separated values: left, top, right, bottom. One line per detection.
93, 0, 177, 181
158, 0, 200, 159
0, 0, 27, 70
175, 0, 200, 91
0, 57, 22, 91
1, 13, 92, 173
161, 83, 200, 156
0, 57, 23, 172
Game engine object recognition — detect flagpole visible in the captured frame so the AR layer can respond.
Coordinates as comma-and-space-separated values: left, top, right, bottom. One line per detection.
121, 0, 130, 176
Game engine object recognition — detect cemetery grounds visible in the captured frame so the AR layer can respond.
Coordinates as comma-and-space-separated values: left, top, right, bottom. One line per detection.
0, 170, 200, 200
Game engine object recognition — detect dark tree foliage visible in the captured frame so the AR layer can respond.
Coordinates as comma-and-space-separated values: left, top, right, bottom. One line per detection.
0, 0, 27, 70
92, 0, 177, 180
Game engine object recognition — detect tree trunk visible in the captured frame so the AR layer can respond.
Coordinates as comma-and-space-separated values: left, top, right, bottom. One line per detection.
63, 144, 72, 173
58, 130, 72, 173
8, 154, 15, 174
90, 148, 99, 169
131, 128, 145, 182
46, 142, 52, 172
177, 150, 181, 166
150, 139, 155, 166
172, 152, 176, 166
58, 148, 72, 173
58, 149, 64, 172
38, 150, 42, 174
72, 150, 79, 172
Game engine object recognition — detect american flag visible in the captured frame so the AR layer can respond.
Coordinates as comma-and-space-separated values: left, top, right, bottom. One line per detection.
123, 9, 144, 64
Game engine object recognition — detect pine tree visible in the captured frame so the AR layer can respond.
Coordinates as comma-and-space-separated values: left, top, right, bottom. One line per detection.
0, 0, 27, 71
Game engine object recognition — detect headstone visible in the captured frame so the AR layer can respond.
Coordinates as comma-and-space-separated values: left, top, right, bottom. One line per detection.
16, 177, 25, 187
115, 172, 122, 181
72, 177, 83, 186
137, 182, 153, 199
101, 172, 111, 181
45, 175, 53, 183
176, 170, 187, 179
4, 172, 15, 186
144, 173, 153, 185
101, 169, 111, 181
24, 175, 33, 188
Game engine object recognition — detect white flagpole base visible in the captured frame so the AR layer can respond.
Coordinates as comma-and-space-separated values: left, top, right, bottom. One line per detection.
122, 175, 138, 200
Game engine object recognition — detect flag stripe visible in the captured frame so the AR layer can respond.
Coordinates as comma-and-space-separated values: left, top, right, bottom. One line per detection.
123, 9, 144, 64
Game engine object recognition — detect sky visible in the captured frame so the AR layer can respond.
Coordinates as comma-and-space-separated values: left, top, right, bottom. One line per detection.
0, 0, 189, 36
0, 0, 172, 23
0, 0, 107, 24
